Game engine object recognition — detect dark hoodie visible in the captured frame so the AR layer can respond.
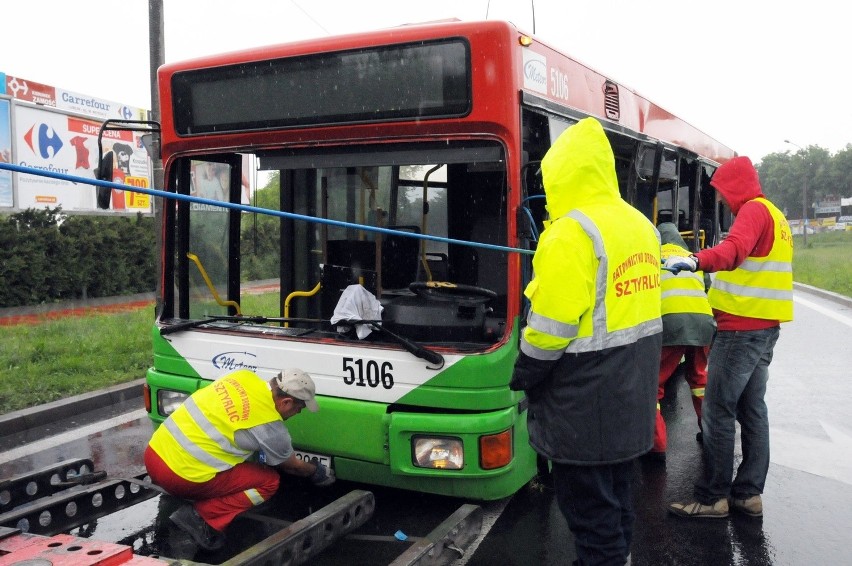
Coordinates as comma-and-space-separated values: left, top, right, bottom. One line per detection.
658, 223, 715, 346
695, 156, 782, 331
658, 221, 690, 249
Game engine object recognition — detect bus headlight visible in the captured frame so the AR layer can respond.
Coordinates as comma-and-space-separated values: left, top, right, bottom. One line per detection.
158, 390, 189, 417
413, 436, 463, 470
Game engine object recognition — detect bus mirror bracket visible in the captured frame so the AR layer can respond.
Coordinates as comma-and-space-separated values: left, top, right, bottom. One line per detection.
95, 119, 162, 181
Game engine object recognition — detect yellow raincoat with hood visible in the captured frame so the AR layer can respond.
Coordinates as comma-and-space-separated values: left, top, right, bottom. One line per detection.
510, 118, 663, 464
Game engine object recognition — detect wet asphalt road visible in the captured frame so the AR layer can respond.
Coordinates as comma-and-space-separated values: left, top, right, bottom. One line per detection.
1, 285, 850, 565
463, 286, 852, 566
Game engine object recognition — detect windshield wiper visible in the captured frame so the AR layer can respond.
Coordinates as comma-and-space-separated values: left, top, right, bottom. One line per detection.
339, 320, 444, 369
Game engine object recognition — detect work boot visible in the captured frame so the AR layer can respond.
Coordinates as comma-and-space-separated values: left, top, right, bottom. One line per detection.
668, 498, 729, 518
730, 494, 763, 517
169, 504, 225, 551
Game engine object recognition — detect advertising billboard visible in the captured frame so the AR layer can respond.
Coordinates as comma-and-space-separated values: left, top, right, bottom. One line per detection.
14, 104, 151, 212
2, 72, 151, 214
0, 97, 11, 207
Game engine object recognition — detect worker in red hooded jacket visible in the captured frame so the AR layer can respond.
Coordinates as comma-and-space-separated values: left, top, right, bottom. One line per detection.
664, 156, 793, 519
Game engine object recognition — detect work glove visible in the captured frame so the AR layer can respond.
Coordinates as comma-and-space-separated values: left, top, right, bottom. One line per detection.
663, 255, 698, 275
310, 463, 336, 487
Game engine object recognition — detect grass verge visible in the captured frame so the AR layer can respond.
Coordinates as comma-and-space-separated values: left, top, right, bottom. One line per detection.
792, 231, 852, 297
0, 305, 154, 414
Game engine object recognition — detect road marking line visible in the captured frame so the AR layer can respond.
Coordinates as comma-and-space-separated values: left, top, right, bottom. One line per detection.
794, 295, 852, 327
770, 420, 852, 486
0, 409, 148, 465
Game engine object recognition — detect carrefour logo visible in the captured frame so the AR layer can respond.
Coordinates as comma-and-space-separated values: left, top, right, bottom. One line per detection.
23, 123, 63, 158
523, 50, 548, 95
212, 351, 258, 372
61, 92, 111, 112
118, 105, 134, 119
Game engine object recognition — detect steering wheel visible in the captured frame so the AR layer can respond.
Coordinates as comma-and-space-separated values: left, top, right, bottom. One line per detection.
409, 281, 497, 304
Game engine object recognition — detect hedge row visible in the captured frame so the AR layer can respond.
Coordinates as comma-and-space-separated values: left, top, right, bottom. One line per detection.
0, 208, 157, 308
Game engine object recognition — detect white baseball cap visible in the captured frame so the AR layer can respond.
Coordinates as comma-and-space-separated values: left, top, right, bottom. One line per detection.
274, 368, 319, 412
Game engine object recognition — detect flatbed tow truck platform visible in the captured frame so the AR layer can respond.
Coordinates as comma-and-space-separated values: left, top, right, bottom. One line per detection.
0, 459, 481, 566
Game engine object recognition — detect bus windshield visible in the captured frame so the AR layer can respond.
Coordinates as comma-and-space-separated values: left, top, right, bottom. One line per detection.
171, 140, 508, 349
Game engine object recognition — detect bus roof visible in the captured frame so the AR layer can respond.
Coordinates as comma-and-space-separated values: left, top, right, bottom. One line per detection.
158, 19, 736, 164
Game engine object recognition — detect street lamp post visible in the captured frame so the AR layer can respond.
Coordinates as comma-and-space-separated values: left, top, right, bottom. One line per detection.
784, 139, 808, 246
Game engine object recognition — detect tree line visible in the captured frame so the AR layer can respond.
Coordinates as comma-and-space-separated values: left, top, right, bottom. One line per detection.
0, 208, 157, 308
756, 143, 852, 219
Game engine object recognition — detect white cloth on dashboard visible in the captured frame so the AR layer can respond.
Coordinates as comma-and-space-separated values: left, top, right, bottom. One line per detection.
330, 284, 383, 339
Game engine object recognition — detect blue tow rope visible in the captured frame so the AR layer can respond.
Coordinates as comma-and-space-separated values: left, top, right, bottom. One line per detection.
0, 161, 534, 256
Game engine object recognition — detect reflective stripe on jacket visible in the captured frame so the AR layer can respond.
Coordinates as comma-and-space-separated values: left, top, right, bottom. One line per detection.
521, 207, 662, 359
661, 243, 713, 317
660, 242, 715, 346
708, 198, 793, 322
148, 370, 281, 482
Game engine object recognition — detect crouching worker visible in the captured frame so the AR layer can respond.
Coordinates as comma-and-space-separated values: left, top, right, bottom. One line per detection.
144, 368, 335, 551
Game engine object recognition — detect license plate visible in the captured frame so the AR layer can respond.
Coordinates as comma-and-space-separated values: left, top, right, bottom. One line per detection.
294, 449, 332, 468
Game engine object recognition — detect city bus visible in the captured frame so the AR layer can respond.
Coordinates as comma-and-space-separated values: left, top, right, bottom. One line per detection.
141, 19, 736, 500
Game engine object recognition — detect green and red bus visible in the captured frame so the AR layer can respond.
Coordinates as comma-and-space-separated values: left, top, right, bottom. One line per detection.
142, 19, 735, 500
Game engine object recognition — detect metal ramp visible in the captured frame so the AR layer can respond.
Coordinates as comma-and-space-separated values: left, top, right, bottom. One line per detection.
0, 460, 482, 565
0, 458, 156, 536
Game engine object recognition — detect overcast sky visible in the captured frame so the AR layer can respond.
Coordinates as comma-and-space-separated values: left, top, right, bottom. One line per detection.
3, 0, 847, 161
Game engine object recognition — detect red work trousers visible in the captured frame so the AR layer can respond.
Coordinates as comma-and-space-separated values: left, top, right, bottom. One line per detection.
144, 446, 280, 531
653, 344, 708, 453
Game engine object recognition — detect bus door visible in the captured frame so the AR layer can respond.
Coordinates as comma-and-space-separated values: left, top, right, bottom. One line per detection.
677, 160, 732, 251
171, 156, 243, 321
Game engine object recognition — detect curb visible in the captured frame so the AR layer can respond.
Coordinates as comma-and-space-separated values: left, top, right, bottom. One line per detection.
793, 282, 852, 309
0, 379, 145, 437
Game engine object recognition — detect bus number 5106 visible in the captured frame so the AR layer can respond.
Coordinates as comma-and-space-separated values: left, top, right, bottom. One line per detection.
550, 68, 569, 100
343, 358, 394, 389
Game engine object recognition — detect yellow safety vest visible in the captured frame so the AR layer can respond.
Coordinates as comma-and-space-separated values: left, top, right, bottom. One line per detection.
149, 370, 282, 482
660, 243, 713, 317
708, 198, 793, 322
521, 204, 662, 359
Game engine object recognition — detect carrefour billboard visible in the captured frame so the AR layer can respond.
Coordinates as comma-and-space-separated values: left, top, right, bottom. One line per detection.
0, 97, 11, 207
2, 72, 151, 214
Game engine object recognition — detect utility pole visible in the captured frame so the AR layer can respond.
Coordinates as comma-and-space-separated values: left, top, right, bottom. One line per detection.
784, 139, 808, 246
149, 0, 165, 305
802, 171, 809, 247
